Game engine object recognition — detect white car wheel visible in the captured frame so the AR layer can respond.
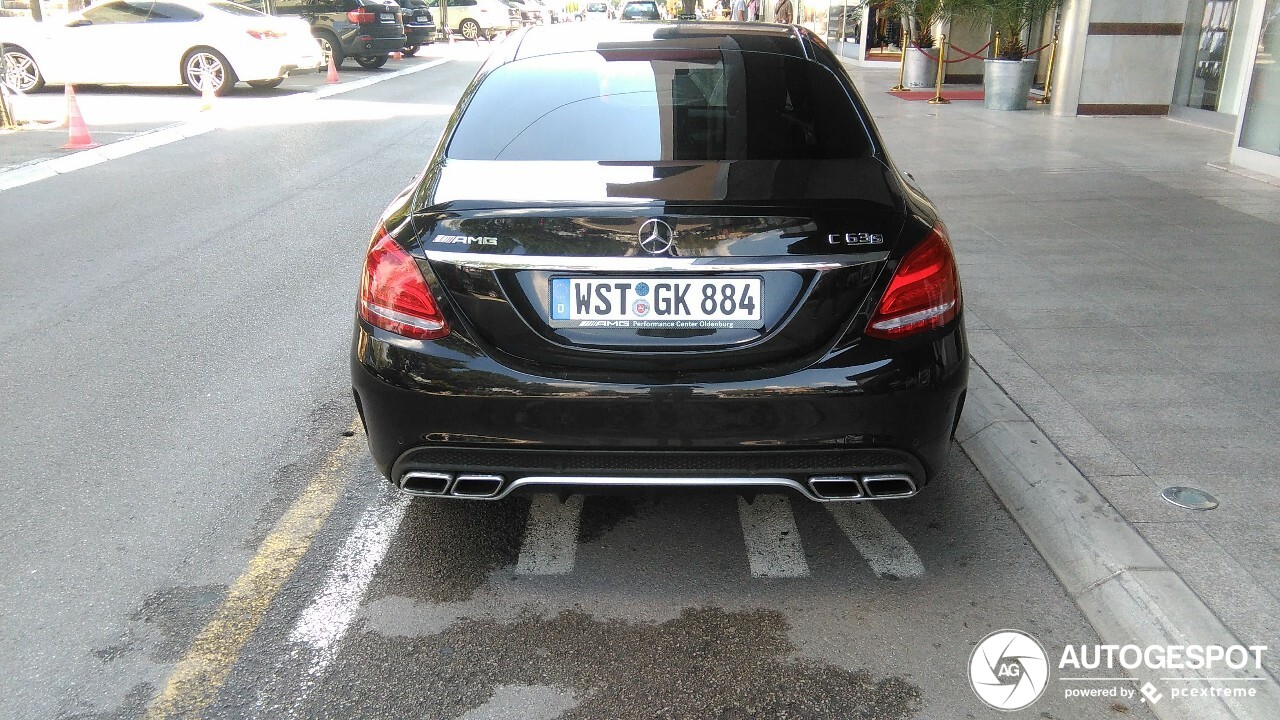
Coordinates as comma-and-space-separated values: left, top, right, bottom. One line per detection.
3, 48, 43, 94
182, 48, 236, 96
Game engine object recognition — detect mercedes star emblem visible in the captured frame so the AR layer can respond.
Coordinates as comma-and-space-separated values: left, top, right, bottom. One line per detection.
638, 219, 675, 255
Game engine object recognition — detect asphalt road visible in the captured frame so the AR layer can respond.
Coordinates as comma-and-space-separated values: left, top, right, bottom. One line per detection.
0, 51, 1153, 720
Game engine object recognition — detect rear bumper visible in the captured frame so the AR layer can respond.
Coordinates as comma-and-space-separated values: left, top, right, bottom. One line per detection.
404, 23, 435, 45
352, 318, 968, 500
342, 32, 407, 56
228, 49, 324, 81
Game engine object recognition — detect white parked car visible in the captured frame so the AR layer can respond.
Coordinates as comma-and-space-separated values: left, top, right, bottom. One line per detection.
0, 0, 324, 95
579, 1, 609, 21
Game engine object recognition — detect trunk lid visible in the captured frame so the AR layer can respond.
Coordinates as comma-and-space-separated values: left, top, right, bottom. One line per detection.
412, 159, 908, 375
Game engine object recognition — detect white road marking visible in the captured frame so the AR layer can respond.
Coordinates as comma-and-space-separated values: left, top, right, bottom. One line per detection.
516, 494, 584, 576
288, 487, 410, 673
827, 503, 925, 579
737, 495, 810, 578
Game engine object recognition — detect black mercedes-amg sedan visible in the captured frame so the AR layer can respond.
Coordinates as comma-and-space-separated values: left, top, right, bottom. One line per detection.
351, 22, 967, 503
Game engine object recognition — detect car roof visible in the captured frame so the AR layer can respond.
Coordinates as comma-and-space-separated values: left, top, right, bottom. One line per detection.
501, 21, 809, 65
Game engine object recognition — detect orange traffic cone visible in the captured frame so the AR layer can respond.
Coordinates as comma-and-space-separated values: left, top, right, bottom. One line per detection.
61, 86, 99, 150
200, 77, 216, 111
58, 84, 72, 128
326, 53, 339, 84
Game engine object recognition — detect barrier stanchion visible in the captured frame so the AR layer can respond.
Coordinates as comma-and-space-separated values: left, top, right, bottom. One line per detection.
889, 28, 907, 92
1035, 33, 1059, 105
927, 34, 949, 105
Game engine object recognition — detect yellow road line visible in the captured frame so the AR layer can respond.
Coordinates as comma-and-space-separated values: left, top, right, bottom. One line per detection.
145, 419, 362, 719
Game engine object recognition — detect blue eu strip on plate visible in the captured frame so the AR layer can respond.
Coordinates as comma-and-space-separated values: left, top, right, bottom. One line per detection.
551, 278, 570, 320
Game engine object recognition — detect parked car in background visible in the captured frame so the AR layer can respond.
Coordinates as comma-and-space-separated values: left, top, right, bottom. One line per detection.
427, 0, 519, 39
397, 0, 435, 54
0, 0, 322, 94
618, 0, 660, 20
578, 0, 609, 20
264, 0, 404, 68
505, 0, 545, 26
0, 0, 29, 18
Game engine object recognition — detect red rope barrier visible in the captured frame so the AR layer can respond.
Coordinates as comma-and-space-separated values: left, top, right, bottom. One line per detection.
913, 44, 940, 62
946, 40, 993, 62
1023, 40, 1054, 57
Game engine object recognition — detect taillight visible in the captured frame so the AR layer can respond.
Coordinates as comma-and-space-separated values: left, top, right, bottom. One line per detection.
359, 229, 449, 340
865, 223, 961, 339
246, 29, 285, 39
347, 8, 377, 22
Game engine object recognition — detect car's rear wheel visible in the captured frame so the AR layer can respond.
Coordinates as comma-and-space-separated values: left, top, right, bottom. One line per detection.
182, 48, 236, 96
2, 47, 44, 94
459, 18, 481, 40
355, 54, 389, 69
315, 31, 343, 69
247, 78, 284, 89
402, 43, 420, 56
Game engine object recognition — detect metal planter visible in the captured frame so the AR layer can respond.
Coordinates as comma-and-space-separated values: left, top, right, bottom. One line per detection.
983, 58, 1037, 111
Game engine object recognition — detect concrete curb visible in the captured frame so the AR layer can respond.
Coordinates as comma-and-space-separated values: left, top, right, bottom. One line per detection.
958, 359, 1280, 719
0, 57, 450, 194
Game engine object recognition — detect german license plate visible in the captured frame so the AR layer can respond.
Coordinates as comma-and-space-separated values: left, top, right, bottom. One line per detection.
380, 12, 395, 20
549, 277, 763, 329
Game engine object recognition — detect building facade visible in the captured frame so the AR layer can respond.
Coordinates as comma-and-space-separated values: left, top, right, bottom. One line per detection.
824, 0, 1280, 180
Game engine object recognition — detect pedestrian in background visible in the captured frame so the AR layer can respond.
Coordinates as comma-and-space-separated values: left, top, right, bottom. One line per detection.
731, 0, 746, 20
747, 0, 757, 20
773, 0, 791, 23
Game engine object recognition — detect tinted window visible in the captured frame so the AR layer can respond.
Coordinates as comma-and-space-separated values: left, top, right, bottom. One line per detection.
82, 0, 153, 24
148, 2, 203, 20
620, 1, 658, 18
447, 50, 872, 162
586, 3, 607, 10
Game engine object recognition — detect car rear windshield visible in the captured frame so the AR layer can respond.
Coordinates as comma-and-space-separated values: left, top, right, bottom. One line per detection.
621, 1, 659, 18
214, 0, 266, 16
446, 49, 873, 161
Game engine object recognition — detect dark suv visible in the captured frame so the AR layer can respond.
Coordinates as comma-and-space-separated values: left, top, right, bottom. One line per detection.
237, 0, 407, 69
397, 0, 436, 55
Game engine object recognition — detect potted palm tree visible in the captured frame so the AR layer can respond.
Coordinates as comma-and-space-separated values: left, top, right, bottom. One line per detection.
884, 0, 947, 88
975, 0, 1063, 110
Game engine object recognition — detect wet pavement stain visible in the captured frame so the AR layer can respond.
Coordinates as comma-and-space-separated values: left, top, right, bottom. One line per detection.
366, 496, 531, 604
308, 606, 922, 720
129, 585, 227, 663
58, 683, 154, 720
577, 496, 641, 544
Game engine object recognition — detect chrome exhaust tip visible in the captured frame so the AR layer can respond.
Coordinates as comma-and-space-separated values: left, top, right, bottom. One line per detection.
399, 471, 452, 496
450, 474, 505, 498
860, 473, 918, 499
807, 475, 864, 500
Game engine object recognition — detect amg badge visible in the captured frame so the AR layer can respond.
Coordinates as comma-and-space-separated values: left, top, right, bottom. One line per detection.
432, 235, 499, 246
828, 233, 885, 246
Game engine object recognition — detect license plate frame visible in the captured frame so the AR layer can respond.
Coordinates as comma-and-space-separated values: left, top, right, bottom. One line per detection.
549, 276, 764, 329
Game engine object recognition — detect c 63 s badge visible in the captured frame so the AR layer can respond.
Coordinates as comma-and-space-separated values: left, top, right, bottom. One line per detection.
431, 235, 499, 246
828, 233, 885, 246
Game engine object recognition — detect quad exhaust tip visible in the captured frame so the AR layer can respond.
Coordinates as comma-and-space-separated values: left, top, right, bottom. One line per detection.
860, 473, 918, 499
807, 475, 864, 500
399, 471, 452, 496
451, 474, 504, 498
397, 471, 506, 499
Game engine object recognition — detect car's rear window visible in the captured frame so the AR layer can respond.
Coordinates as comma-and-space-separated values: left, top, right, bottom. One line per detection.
446, 49, 873, 161
215, 0, 266, 16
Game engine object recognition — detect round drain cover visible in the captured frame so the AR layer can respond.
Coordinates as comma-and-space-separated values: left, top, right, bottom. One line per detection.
1160, 486, 1219, 510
